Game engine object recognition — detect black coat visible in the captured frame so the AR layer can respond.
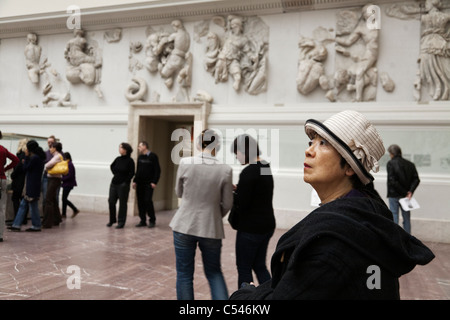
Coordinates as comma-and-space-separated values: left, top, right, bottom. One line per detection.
133, 152, 161, 185
23, 154, 45, 198
233, 161, 275, 234
230, 196, 434, 300
387, 156, 420, 198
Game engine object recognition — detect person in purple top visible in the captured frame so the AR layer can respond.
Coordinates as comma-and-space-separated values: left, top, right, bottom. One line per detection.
61, 152, 79, 218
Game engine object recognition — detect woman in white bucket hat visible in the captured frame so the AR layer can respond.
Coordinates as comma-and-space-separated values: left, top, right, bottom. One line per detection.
230, 110, 434, 300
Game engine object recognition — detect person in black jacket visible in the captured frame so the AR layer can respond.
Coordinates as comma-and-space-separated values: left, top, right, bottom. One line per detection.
107, 142, 135, 229
230, 110, 434, 300
132, 141, 161, 228
9, 140, 45, 232
386, 144, 420, 234
230, 134, 275, 289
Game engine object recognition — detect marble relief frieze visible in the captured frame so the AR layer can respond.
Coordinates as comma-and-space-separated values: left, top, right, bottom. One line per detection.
195, 15, 269, 95
296, 3, 399, 102
387, 0, 450, 102
64, 29, 103, 98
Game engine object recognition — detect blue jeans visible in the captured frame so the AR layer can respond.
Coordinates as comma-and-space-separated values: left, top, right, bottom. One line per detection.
389, 197, 411, 234
173, 231, 228, 300
235, 230, 273, 288
12, 198, 41, 230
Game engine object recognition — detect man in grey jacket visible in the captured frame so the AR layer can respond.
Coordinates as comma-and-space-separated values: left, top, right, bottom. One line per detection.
170, 129, 233, 300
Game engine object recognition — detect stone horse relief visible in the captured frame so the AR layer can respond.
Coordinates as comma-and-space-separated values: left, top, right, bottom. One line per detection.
196, 15, 268, 95
64, 29, 103, 98
387, 0, 450, 101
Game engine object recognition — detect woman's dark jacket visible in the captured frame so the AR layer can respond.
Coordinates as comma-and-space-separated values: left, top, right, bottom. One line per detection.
233, 161, 275, 234
230, 196, 434, 300
110, 155, 135, 185
62, 160, 77, 189
23, 154, 45, 198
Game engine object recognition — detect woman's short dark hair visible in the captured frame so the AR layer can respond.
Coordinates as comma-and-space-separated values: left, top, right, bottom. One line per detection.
64, 152, 72, 161
231, 134, 260, 165
121, 142, 133, 156
51, 142, 63, 152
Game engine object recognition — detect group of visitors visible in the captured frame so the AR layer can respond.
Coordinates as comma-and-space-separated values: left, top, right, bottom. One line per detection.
0, 133, 79, 237
168, 110, 434, 300
1, 109, 435, 300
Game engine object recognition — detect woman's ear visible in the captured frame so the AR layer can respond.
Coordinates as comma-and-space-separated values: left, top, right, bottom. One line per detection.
345, 165, 355, 177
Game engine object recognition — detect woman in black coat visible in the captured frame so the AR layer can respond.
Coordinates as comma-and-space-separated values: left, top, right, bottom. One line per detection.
230, 134, 275, 289
230, 110, 434, 300
10, 140, 45, 232
107, 142, 135, 229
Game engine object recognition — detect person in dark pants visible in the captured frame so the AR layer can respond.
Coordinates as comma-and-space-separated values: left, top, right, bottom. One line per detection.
43, 142, 64, 228
230, 134, 275, 289
61, 152, 79, 218
10, 139, 28, 225
132, 141, 161, 228
107, 143, 135, 229
386, 144, 420, 234
9, 140, 45, 232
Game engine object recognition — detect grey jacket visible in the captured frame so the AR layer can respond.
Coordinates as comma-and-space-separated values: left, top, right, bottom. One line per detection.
170, 152, 233, 239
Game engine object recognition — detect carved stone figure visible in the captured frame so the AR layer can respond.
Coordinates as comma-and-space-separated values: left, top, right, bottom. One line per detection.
104, 28, 122, 43
64, 29, 103, 97
159, 20, 191, 89
386, 0, 450, 101
418, 0, 450, 100
143, 20, 192, 90
296, 36, 328, 95
198, 15, 269, 95
335, 4, 379, 102
215, 16, 251, 91
24, 33, 49, 84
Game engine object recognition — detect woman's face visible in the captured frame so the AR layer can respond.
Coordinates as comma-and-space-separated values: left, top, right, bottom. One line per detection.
235, 150, 247, 165
119, 145, 127, 156
303, 134, 350, 189
49, 146, 56, 154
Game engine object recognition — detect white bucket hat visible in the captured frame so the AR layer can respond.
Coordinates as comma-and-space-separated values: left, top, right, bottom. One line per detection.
304, 110, 385, 185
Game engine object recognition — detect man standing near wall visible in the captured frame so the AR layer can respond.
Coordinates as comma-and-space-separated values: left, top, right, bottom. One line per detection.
133, 141, 161, 228
387, 144, 420, 234
0, 131, 20, 242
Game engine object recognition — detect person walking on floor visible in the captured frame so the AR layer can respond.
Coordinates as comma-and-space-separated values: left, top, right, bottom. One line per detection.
61, 152, 79, 218
9, 140, 45, 232
107, 142, 135, 229
170, 129, 233, 300
386, 144, 420, 234
230, 134, 276, 289
132, 141, 161, 228
230, 110, 434, 300
0, 131, 20, 242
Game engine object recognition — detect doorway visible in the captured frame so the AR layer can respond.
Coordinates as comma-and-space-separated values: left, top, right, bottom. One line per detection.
127, 102, 211, 216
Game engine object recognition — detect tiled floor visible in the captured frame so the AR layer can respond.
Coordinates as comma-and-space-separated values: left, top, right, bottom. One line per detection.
0, 210, 449, 300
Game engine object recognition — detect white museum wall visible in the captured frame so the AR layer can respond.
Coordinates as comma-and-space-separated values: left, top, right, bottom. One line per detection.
0, 1, 449, 242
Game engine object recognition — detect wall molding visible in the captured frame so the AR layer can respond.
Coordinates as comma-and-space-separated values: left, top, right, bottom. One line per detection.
0, 0, 405, 39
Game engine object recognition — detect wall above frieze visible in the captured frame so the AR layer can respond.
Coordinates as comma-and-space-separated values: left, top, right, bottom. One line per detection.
0, 0, 406, 39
